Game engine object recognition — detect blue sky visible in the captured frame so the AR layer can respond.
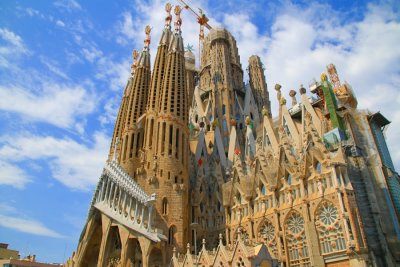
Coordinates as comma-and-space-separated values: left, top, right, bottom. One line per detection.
0, 0, 399, 263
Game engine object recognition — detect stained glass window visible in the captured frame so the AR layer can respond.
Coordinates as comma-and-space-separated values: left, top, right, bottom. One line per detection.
316, 202, 346, 254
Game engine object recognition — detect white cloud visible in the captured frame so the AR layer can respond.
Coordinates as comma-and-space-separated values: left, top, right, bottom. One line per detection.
81, 46, 103, 63
0, 161, 30, 189
96, 57, 130, 91
0, 132, 109, 191
0, 202, 17, 213
56, 20, 66, 27
0, 28, 25, 48
25, 7, 41, 17
65, 50, 84, 65
99, 95, 121, 126
54, 0, 82, 11
0, 214, 64, 238
116, 12, 136, 45
0, 83, 95, 129
0, 28, 28, 68
40, 57, 69, 79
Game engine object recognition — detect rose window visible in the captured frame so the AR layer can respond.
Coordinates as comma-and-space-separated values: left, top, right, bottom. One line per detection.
260, 221, 275, 241
287, 213, 304, 234
318, 203, 338, 225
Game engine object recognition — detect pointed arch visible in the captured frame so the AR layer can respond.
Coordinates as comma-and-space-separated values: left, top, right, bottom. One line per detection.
168, 225, 177, 245
148, 246, 163, 266
79, 213, 103, 267
125, 238, 142, 267
103, 226, 122, 266
314, 201, 346, 254
162, 197, 168, 215
257, 218, 278, 258
284, 210, 310, 267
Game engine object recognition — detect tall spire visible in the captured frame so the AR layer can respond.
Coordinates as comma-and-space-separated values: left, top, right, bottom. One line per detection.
144, 3, 173, 158
118, 26, 152, 178
154, 4, 189, 253
168, 5, 184, 52
248, 55, 271, 116
108, 49, 138, 162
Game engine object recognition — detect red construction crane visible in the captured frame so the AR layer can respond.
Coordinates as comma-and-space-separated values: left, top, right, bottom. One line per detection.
178, 0, 212, 30
177, 0, 212, 63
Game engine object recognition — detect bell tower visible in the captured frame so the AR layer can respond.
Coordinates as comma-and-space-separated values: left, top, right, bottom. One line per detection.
143, 3, 173, 165
116, 26, 152, 179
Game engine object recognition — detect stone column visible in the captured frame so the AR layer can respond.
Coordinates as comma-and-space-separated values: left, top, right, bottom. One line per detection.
134, 201, 139, 223
112, 184, 118, 209
128, 198, 133, 220
138, 236, 152, 267
122, 193, 128, 217
148, 205, 153, 231
140, 205, 145, 227
303, 203, 324, 267
117, 187, 123, 213
118, 226, 130, 267
107, 182, 114, 205
331, 166, 339, 188
96, 214, 111, 267
101, 177, 109, 201
98, 177, 106, 203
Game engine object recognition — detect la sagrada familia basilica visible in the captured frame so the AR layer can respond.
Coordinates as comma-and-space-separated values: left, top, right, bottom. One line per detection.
66, 2, 400, 267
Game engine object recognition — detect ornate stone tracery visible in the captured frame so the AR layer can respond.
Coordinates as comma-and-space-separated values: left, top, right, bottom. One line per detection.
258, 219, 278, 258
285, 211, 310, 267
315, 201, 347, 254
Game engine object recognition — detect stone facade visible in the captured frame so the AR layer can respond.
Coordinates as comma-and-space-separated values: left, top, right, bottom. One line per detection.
70, 3, 400, 267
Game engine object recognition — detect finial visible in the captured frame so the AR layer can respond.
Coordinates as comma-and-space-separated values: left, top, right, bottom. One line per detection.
202, 238, 206, 250
275, 83, 282, 101
280, 96, 287, 106
261, 106, 269, 117
186, 243, 191, 254
327, 63, 341, 89
174, 5, 182, 32
299, 84, 306, 95
245, 116, 251, 125
165, 3, 172, 28
219, 233, 223, 245
320, 72, 327, 82
185, 44, 194, 52
173, 246, 177, 258
237, 227, 242, 240
131, 49, 139, 76
289, 90, 297, 107
144, 25, 151, 49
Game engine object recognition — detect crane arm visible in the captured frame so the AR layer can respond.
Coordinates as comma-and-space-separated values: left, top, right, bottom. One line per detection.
178, 0, 212, 29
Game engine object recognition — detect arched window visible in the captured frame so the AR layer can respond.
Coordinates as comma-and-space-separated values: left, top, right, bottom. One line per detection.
236, 193, 241, 204
285, 211, 310, 266
287, 174, 292, 185
315, 161, 321, 174
222, 119, 228, 132
258, 219, 278, 258
315, 202, 346, 254
261, 184, 266, 195
168, 226, 176, 245
162, 198, 168, 215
